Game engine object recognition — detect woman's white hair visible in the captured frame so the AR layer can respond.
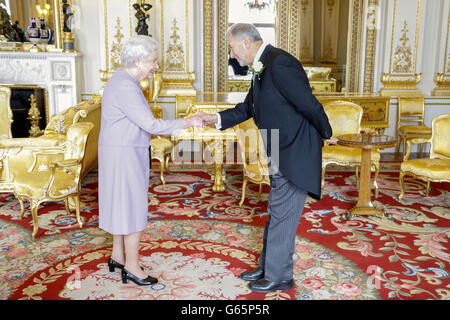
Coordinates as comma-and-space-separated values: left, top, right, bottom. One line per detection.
120, 35, 159, 68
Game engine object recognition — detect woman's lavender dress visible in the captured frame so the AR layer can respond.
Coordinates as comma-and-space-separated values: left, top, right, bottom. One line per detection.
98, 69, 185, 235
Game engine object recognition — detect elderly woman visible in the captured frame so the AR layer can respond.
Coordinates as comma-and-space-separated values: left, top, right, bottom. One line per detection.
98, 35, 203, 286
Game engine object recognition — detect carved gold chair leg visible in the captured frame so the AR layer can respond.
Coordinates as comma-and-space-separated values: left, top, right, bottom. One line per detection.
398, 171, 406, 200
258, 183, 263, 199
30, 200, 40, 239
64, 198, 71, 214
239, 177, 248, 207
321, 165, 326, 193
73, 195, 83, 228
17, 196, 25, 219
165, 154, 170, 173
425, 180, 431, 197
159, 159, 166, 185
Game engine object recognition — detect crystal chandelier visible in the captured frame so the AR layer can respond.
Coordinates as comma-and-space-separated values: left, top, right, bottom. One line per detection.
245, 0, 272, 11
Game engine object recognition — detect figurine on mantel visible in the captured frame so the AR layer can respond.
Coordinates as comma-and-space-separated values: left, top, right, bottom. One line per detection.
62, 0, 73, 32
133, 2, 152, 36
0, 6, 26, 42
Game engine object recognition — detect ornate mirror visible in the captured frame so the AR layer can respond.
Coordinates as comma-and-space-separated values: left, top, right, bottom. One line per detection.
204, 0, 369, 93
0, 0, 66, 50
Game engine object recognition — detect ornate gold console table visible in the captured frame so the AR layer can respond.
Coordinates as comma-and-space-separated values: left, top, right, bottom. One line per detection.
173, 94, 238, 192
316, 93, 391, 134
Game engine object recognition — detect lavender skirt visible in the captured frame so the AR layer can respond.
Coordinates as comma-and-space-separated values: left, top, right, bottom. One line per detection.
98, 145, 149, 235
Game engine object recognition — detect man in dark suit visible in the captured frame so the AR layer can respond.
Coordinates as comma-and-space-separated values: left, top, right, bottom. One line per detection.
201, 23, 335, 293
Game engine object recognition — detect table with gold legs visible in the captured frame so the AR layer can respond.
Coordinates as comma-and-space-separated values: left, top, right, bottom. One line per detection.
337, 134, 396, 218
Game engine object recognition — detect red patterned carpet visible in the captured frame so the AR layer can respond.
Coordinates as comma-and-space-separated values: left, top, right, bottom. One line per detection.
0, 162, 449, 300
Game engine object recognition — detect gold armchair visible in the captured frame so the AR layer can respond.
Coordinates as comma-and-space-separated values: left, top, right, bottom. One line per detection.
0, 86, 13, 186
321, 101, 381, 197
10, 122, 94, 239
396, 96, 432, 157
0, 99, 101, 192
399, 114, 450, 200
0, 86, 13, 139
143, 73, 175, 185
234, 118, 270, 207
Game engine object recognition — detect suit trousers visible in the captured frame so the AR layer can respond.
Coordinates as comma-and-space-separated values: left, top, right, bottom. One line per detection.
258, 168, 308, 282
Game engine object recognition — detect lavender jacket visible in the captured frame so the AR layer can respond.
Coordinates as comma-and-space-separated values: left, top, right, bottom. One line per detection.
99, 69, 185, 148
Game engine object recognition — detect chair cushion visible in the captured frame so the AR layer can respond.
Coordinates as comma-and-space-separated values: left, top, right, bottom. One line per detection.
401, 158, 450, 179
151, 137, 173, 156
14, 167, 78, 199
322, 145, 380, 162
244, 163, 270, 183
399, 125, 432, 135
0, 135, 60, 148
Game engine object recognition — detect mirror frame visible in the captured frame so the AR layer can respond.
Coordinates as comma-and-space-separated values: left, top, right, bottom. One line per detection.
203, 0, 371, 93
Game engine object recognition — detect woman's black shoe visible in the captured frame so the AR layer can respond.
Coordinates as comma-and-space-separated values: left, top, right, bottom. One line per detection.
121, 268, 158, 286
108, 258, 125, 272
108, 258, 144, 272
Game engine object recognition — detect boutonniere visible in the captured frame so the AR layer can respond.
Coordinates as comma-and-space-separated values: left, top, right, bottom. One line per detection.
248, 61, 266, 80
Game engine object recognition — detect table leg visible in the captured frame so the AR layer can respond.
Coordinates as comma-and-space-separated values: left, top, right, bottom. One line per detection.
349, 148, 383, 216
212, 163, 225, 192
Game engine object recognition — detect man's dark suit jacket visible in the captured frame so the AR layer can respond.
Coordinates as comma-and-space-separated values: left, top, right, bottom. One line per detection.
219, 45, 332, 200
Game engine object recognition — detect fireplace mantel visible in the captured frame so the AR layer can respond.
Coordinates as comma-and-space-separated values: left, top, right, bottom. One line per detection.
0, 51, 82, 117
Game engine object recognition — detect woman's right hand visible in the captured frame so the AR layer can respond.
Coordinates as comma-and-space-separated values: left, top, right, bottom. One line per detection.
184, 113, 205, 128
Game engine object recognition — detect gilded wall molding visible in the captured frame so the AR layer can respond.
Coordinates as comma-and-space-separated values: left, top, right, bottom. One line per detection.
217, 0, 228, 92
431, 3, 450, 96
203, 0, 214, 91
299, 0, 314, 65
320, 0, 340, 66
363, 0, 379, 93
345, 0, 364, 93
380, 0, 422, 96
166, 18, 185, 71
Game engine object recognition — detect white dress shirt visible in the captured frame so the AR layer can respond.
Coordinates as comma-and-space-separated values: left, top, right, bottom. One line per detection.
216, 42, 269, 129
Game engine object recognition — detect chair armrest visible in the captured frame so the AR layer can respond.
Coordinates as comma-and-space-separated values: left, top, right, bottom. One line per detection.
55, 159, 81, 168
28, 150, 65, 172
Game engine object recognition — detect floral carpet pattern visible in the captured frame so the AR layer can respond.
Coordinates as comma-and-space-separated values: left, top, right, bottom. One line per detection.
0, 163, 449, 300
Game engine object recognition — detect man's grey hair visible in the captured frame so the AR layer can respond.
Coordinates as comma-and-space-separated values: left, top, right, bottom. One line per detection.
226, 23, 262, 42
120, 35, 159, 68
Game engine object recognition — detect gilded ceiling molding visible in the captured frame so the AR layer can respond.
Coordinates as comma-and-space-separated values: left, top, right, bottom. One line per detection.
203, 0, 214, 91
431, 4, 450, 96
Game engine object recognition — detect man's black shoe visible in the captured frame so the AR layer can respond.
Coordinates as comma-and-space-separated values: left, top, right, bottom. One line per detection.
248, 278, 294, 293
240, 267, 264, 281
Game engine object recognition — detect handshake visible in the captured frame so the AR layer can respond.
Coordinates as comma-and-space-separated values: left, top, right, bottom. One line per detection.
183, 112, 219, 129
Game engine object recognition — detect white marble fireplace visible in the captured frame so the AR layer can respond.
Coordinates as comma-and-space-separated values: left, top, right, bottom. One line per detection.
0, 51, 82, 118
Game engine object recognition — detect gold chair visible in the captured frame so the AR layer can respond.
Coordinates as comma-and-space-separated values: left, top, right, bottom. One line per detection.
0, 99, 101, 192
0, 86, 13, 139
396, 96, 432, 157
322, 101, 381, 197
143, 74, 174, 185
0, 86, 13, 187
399, 114, 450, 200
234, 118, 270, 207
10, 122, 94, 239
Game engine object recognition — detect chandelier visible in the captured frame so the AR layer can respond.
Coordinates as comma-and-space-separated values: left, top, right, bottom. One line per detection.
245, 0, 272, 11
